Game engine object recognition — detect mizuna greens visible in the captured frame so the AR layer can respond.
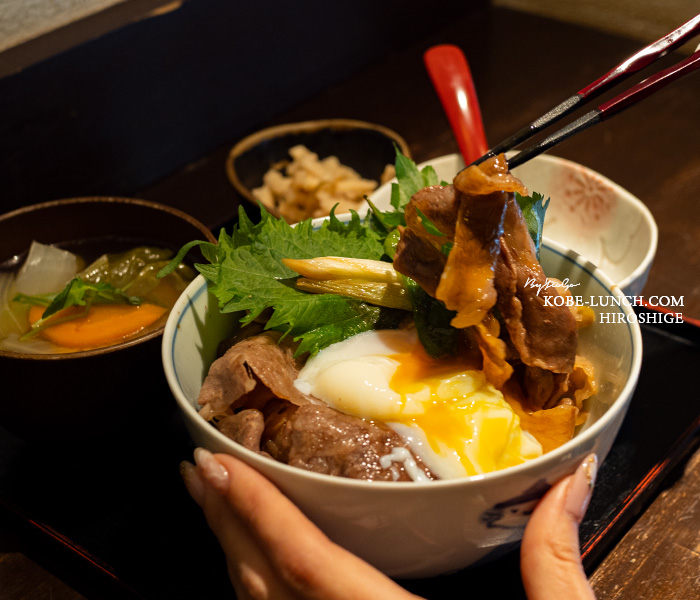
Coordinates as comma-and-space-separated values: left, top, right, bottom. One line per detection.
14, 278, 141, 340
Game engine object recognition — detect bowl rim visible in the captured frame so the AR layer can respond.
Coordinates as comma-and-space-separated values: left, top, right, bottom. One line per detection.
0, 196, 216, 361
163, 236, 643, 490
373, 152, 658, 293
225, 118, 411, 207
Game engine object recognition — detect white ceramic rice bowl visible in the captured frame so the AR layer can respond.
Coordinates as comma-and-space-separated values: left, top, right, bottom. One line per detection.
366, 153, 657, 298
163, 234, 642, 579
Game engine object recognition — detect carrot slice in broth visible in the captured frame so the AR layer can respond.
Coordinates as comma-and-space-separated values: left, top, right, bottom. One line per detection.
28, 303, 166, 350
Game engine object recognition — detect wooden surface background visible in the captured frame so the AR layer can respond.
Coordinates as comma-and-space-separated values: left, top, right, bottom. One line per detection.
493, 0, 700, 54
1, 1, 699, 598
591, 446, 700, 599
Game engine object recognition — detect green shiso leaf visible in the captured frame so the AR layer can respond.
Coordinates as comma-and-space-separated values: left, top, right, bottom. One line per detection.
515, 191, 550, 259
163, 205, 391, 356
390, 148, 440, 211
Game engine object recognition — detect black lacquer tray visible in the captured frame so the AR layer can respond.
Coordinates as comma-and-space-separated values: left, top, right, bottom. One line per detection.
1, 308, 699, 600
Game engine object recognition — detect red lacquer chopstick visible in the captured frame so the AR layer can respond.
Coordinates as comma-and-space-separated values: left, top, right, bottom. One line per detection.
473, 12, 700, 168
507, 45, 700, 168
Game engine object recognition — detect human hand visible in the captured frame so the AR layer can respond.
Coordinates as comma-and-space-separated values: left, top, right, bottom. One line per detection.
181, 449, 597, 600
180, 448, 422, 600
521, 453, 598, 600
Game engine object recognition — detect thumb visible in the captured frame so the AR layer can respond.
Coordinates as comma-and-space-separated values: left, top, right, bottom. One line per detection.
520, 453, 598, 600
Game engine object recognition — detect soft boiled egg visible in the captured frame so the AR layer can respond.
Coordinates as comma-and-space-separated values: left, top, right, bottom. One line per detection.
294, 329, 542, 480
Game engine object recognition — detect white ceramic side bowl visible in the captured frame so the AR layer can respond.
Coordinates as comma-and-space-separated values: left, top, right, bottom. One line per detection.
366, 153, 657, 298
162, 224, 643, 578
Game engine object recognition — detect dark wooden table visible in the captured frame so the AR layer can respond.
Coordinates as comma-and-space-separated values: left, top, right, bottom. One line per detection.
2, 5, 700, 599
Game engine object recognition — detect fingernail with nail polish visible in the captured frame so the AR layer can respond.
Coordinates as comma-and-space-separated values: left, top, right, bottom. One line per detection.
194, 447, 230, 493
565, 453, 598, 523
180, 460, 205, 506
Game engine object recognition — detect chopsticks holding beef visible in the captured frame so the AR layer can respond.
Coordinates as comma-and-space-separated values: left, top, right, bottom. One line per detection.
470, 13, 700, 169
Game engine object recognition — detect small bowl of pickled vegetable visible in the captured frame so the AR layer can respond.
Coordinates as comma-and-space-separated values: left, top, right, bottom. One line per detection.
0, 197, 216, 441
226, 119, 410, 223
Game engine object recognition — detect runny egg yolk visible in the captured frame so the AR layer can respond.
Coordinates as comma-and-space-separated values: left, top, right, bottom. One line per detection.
294, 329, 542, 480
